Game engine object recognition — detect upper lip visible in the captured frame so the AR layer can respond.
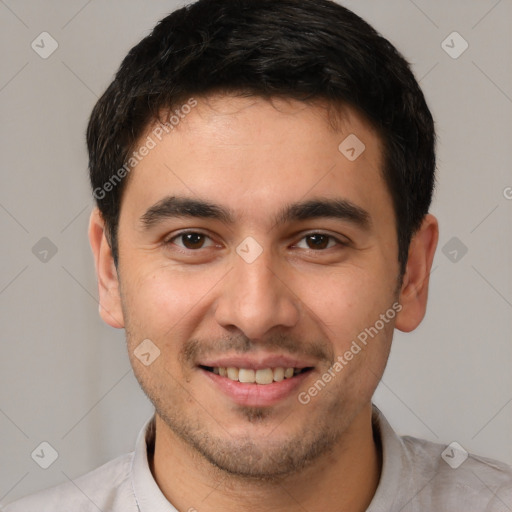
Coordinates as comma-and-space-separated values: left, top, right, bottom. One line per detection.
198, 354, 316, 370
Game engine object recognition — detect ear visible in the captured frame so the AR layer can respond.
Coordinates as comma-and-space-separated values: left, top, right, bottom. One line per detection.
395, 213, 439, 333
88, 208, 125, 329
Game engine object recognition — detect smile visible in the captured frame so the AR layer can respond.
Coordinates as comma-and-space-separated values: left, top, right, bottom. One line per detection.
200, 365, 312, 385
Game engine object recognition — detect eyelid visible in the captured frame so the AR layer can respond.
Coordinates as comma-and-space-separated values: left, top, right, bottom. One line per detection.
298, 230, 351, 246
164, 229, 217, 249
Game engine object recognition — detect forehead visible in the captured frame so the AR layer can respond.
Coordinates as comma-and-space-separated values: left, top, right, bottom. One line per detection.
120, 95, 393, 232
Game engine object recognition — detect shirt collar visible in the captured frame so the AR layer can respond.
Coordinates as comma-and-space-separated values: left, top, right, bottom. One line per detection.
131, 404, 405, 512
131, 414, 178, 512
366, 404, 409, 511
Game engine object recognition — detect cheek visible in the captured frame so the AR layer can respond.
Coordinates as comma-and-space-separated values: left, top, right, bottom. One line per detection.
303, 265, 396, 392
121, 264, 228, 346
306, 266, 391, 340
121, 267, 191, 339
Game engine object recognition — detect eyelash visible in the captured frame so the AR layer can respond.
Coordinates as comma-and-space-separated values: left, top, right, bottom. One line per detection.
164, 230, 349, 253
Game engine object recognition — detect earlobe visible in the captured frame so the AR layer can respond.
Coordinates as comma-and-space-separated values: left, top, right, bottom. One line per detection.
88, 208, 125, 329
395, 214, 439, 333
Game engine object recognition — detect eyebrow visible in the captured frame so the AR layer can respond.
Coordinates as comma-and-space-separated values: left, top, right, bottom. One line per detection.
140, 195, 372, 232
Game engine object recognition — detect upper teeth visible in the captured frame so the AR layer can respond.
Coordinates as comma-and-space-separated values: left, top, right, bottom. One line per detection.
213, 367, 297, 384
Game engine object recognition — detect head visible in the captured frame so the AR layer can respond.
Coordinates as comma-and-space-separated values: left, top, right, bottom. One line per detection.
88, 0, 438, 479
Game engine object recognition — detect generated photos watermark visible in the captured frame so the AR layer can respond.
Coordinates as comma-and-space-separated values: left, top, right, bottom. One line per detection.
298, 301, 402, 405
93, 97, 198, 200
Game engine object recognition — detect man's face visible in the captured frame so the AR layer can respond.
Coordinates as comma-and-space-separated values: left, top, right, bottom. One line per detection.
112, 96, 402, 478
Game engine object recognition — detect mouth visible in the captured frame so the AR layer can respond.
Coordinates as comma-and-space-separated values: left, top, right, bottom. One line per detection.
199, 365, 313, 384
197, 362, 315, 407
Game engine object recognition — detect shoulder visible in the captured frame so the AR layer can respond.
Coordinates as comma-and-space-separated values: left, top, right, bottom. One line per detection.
2, 452, 136, 512
401, 434, 512, 511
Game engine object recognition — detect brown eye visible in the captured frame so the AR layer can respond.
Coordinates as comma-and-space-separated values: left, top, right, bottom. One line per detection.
296, 233, 345, 251
305, 234, 330, 250
167, 232, 214, 250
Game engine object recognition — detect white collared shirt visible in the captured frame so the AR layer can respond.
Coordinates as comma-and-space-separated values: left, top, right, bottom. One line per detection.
3, 404, 512, 511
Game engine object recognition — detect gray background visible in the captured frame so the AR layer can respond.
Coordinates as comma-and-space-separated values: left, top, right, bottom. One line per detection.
1, 0, 511, 505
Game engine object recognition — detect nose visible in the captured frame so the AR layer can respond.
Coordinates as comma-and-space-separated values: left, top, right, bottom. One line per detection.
214, 246, 300, 341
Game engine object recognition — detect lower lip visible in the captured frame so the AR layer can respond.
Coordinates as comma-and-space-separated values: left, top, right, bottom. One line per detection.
200, 368, 312, 407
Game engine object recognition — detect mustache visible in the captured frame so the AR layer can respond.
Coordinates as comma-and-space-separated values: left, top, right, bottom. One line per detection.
180, 332, 334, 365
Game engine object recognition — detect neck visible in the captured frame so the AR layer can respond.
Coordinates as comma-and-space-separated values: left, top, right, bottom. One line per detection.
150, 403, 381, 512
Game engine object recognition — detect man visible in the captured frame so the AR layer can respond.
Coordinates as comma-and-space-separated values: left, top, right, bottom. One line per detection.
4, 0, 511, 510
